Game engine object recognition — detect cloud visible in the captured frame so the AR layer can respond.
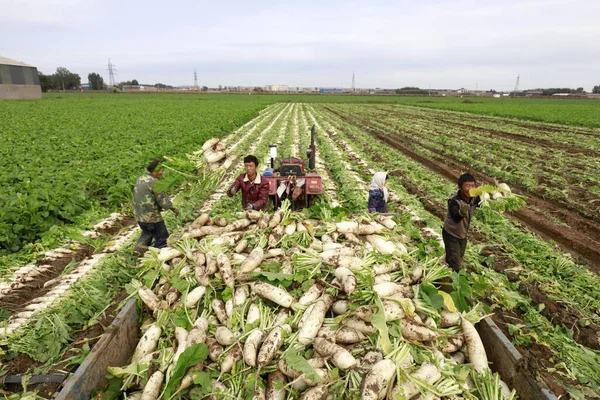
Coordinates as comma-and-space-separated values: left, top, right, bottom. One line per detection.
1, 0, 599, 89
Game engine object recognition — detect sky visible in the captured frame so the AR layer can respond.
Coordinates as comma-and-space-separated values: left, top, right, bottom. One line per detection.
1, 0, 599, 91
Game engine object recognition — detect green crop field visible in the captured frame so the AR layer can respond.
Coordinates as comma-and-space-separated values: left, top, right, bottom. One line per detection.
1, 94, 600, 399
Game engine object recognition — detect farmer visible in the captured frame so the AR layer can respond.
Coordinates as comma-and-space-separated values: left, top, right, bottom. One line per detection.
442, 173, 480, 271
368, 172, 389, 213
227, 155, 270, 211
132, 159, 179, 256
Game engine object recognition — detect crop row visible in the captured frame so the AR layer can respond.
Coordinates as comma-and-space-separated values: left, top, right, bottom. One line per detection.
306, 104, 600, 397
325, 103, 600, 222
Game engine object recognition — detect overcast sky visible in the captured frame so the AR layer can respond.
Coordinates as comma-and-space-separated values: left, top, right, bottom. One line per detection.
1, 0, 599, 90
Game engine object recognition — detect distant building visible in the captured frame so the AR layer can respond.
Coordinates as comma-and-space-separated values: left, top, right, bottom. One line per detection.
0, 56, 42, 100
265, 85, 290, 92
319, 87, 343, 93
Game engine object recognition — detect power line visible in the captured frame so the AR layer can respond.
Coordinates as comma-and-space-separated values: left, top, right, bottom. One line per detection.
193, 69, 199, 90
107, 58, 117, 88
513, 73, 520, 97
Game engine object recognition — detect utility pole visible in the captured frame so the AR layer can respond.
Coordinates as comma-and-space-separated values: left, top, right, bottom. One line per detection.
352, 71, 355, 92
513, 74, 520, 97
193, 69, 199, 90
107, 58, 117, 88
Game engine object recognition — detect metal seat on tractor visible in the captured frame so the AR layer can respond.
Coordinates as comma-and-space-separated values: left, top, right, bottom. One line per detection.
263, 126, 323, 210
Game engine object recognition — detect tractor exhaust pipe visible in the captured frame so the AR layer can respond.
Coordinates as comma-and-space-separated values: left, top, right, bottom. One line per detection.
307, 125, 316, 170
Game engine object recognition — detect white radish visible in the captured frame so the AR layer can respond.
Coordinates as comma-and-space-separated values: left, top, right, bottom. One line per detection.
298, 282, 324, 305
462, 316, 489, 373
201, 137, 220, 151
141, 370, 164, 400
132, 324, 162, 363
138, 286, 160, 312
187, 317, 208, 346
224, 219, 251, 232
498, 183, 511, 193
173, 327, 189, 364
334, 326, 365, 344
239, 247, 264, 274
267, 371, 287, 400
298, 294, 334, 345
400, 320, 438, 341
332, 300, 350, 315
185, 285, 206, 308
221, 343, 242, 374
284, 222, 296, 235
158, 247, 183, 262
215, 326, 236, 346
366, 235, 397, 254
360, 359, 396, 400
212, 299, 228, 325
440, 311, 461, 328
393, 363, 441, 399
344, 317, 377, 334
243, 329, 264, 367
334, 267, 357, 294
299, 385, 328, 400
217, 253, 234, 288
233, 286, 249, 307
253, 281, 294, 308
257, 325, 288, 368
207, 338, 223, 362
235, 239, 248, 253
269, 210, 284, 228
191, 213, 210, 229
247, 303, 260, 326
312, 338, 356, 370
373, 282, 412, 298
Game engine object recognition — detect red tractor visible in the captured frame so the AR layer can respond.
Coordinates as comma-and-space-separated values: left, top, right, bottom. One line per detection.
263, 125, 323, 210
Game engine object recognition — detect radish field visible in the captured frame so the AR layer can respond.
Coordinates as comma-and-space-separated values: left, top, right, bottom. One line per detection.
1, 94, 599, 399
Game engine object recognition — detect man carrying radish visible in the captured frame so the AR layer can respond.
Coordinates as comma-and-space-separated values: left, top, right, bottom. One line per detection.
132, 159, 179, 256
227, 155, 270, 211
443, 173, 480, 271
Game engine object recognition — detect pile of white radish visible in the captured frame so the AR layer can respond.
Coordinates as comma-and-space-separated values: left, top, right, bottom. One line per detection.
107, 205, 517, 400
194, 138, 236, 172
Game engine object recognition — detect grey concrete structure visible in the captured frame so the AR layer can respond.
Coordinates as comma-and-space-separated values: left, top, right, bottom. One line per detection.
0, 56, 42, 100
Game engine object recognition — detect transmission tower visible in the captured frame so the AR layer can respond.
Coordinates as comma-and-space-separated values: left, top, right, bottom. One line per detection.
193, 69, 199, 90
513, 73, 520, 97
351, 71, 355, 92
107, 58, 117, 88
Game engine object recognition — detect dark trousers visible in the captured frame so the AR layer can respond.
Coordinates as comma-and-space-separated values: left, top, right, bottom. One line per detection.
134, 221, 169, 254
442, 229, 467, 272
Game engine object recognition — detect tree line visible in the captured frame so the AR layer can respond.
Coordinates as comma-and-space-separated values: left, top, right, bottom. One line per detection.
37, 67, 166, 92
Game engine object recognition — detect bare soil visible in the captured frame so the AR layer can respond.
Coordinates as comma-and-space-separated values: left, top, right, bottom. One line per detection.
2, 290, 129, 398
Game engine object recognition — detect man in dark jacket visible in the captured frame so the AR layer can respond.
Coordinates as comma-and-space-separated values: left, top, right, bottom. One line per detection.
132, 159, 179, 256
227, 155, 270, 211
442, 173, 480, 271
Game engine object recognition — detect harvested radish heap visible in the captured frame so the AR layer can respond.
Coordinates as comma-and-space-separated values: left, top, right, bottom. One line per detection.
107, 203, 517, 400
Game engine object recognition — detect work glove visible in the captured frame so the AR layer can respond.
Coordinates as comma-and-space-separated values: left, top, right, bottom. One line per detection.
458, 200, 470, 217
228, 187, 237, 197
173, 208, 180, 217
246, 203, 254, 210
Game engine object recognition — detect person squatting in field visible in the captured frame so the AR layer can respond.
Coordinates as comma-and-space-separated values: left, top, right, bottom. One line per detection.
132, 159, 179, 256
368, 172, 389, 213
442, 173, 481, 271
227, 154, 270, 211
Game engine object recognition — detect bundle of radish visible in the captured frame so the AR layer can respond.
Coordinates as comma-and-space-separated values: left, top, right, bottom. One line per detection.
105, 204, 516, 399
469, 183, 526, 213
